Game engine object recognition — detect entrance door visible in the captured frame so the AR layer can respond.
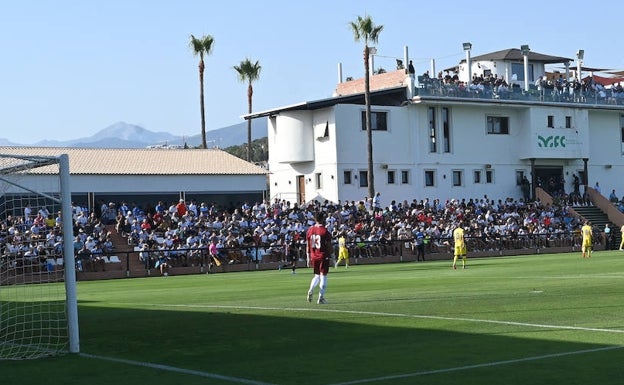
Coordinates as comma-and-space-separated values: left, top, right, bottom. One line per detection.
534, 166, 564, 195
296, 175, 305, 205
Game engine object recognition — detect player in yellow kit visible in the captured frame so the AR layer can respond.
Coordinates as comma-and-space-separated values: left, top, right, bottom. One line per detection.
335, 232, 349, 269
452, 223, 467, 269
581, 220, 593, 258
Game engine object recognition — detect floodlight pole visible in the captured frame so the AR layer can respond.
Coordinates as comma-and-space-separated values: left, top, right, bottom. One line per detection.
463, 42, 472, 88
521, 45, 530, 92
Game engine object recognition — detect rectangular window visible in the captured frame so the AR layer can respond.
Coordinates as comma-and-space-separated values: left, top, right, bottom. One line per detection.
401, 170, 410, 184
387, 170, 395, 184
473, 170, 481, 184
424, 170, 435, 187
485, 170, 493, 183
516, 170, 525, 186
428, 107, 437, 152
452, 170, 463, 187
547, 115, 554, 128
565, 116, 572, 128
361, 111, 388, 131
442, 107, 450, 153
315, 173, 322, 189
343, 170, 352, 185
358, 170, 368, 187
486, 116, 509, 134
511, 62, 534, 82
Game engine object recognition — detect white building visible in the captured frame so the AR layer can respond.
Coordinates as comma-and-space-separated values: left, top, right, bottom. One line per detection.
247, 47, 624, 206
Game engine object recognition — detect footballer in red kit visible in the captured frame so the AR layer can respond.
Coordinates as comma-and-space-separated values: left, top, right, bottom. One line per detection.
306, 211, 332, 304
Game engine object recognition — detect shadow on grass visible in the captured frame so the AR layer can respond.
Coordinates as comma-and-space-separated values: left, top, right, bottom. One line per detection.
3, 304, 623, 385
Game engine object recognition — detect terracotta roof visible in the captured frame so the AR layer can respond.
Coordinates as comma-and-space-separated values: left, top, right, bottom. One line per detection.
335, 69, 409, 96
0, 147, 268, 175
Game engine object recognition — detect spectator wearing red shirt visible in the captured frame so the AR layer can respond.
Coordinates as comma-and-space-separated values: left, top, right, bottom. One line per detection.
176, 199, 187, 217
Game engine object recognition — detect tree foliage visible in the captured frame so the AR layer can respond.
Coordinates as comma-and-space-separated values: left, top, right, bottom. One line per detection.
223, 137, 268, 163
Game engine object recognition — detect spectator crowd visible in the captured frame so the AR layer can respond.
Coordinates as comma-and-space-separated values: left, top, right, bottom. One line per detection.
1, 192, 611, 275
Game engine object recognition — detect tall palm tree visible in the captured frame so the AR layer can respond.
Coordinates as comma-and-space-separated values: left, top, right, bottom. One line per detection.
349, 15, 383, 199
233, 58, 262, 162
189, 34, 215, 149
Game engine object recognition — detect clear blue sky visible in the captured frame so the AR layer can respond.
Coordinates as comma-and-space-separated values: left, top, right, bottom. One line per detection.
2, 0, 622, 144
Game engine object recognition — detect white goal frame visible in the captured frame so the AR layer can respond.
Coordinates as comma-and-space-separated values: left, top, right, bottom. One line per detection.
0, 153, 79, 358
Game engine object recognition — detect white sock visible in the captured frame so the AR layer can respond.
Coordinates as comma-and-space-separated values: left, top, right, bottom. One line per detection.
319, 274, 327, 297
308, 274, 320, 294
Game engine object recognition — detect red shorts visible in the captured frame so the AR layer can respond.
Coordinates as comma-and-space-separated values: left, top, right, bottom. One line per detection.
310, 256, 330, 275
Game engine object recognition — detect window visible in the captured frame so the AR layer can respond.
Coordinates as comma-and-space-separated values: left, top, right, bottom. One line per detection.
343, 170, 352, 185
358, 170, 368, 187
516, 170, 525, 186
487, 116, 509, 134
401, 170, 410, 184
547, 115, 554, 128
361, 111, 388, 131
511, 62, 534, 82
485, 170, 493, 183
452, 170, 463, 187
442, 107, 451, 153
315, 173, 322, 189
387, 170, 395, 184
424, 170, 435, 187
565, 116, 572, 128
473, 170, 481, 183
428, 107, 437, 152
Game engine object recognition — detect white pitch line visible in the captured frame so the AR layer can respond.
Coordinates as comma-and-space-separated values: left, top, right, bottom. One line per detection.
324, 345, 624, 385
134, 303, 624, 335
80, 352, 277, 385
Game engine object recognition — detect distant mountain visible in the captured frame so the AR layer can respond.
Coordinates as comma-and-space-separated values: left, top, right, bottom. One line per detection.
4, 120, 268, 149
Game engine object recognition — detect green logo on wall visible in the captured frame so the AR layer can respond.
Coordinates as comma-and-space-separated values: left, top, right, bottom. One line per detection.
538, 135, 566, 148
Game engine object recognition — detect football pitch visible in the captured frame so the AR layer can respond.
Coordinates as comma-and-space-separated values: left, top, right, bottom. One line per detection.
4, 250, 624, 385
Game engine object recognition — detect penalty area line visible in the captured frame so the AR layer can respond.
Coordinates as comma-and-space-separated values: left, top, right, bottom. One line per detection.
133, 303, 624, 335
80, 352, 276, 385
324, 345, 624, 385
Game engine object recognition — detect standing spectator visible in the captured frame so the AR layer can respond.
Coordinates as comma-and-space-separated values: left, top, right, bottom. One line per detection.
604, 224, 613, 250
306, 211, 332, 304
412, 227, 426, 262
373, 192, 381, 210
594, 182, 601, 194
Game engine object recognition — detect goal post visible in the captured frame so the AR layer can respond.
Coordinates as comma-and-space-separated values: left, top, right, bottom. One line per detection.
0, 153, 79, 359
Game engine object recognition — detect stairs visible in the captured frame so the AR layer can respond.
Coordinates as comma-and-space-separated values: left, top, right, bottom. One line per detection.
573, 205, 621, 249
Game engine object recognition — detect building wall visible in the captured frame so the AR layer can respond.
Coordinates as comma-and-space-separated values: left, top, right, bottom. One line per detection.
268, 100, 624, 207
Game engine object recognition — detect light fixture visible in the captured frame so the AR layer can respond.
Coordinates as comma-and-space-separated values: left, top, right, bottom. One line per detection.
520, 44, 530, 55
577, 49, 584, 60
462, 42, 472, 51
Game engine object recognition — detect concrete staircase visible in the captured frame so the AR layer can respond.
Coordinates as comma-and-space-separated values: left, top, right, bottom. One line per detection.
573, 205, 621, 249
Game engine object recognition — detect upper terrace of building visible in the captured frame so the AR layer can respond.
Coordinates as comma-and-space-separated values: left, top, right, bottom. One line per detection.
334, 45, 624, 108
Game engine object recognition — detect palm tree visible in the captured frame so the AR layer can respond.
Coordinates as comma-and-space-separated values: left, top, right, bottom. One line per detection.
349, 15, 383, 199
233, 58, 262, 162
189, 34, 215, 149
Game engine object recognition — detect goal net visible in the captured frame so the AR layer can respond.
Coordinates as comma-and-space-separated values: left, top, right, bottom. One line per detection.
0, 153, 78, 359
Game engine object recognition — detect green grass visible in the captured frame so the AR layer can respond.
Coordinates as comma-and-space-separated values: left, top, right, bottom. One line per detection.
4, 251, 624, 385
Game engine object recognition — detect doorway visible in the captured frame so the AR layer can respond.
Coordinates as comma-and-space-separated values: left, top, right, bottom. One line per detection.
534, 166, 564, 195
